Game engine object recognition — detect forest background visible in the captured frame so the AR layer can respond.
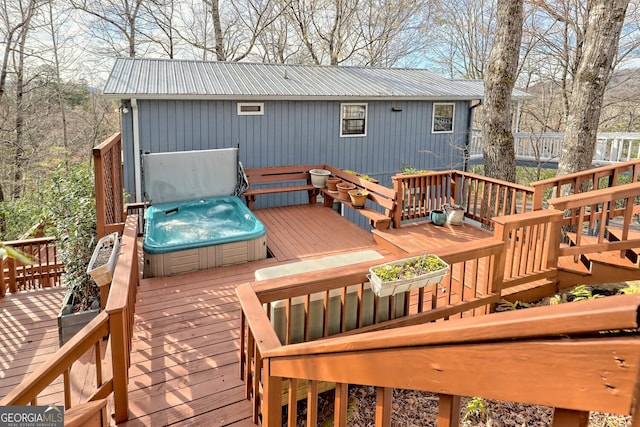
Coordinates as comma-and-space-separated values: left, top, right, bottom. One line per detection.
1, 0, 640, 240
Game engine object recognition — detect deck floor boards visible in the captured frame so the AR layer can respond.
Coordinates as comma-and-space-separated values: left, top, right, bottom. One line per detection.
0, 286, 103, 406
122, 204, 391, 426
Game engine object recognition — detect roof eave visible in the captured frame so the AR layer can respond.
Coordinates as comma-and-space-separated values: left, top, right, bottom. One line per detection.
102, 93, 485, 102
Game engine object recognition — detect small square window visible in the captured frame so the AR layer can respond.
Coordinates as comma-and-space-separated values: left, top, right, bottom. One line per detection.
237, 102, 264, 115
432, 103, 454, 133
341, 103, 367, 137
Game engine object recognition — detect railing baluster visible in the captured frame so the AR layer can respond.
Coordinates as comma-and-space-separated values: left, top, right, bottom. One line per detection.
375, 386, 392, 426
335, 383, 348, 427
437, 394, 461, 427
287, 378, 298, 427
307, 380, 318, 426
63, 367, 71, 409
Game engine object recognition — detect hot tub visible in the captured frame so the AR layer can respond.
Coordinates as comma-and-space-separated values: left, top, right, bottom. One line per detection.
143, 196, 267, 277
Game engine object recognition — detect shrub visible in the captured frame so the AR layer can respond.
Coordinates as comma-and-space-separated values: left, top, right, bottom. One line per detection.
39, 163, 97, 309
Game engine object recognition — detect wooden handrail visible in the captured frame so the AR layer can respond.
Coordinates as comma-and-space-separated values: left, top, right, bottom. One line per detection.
256, 295, 640, 426
531, 158, 640, 209
263, 294, 640, 357
0, 312, 110, 405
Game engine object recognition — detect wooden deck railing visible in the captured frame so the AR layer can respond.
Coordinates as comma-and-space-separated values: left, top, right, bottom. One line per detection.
392, 171, 535, 228
392, 171, 453, 226
258, 294, 640, 427
0, 214, 138, 423
1, 236, 63, 299
493, 209, 563, 289
93, 132, 124, 238
239, 239, 507, 425
452, 171, 535, 225
548, 181, 640, 260
531, 157, 640, 209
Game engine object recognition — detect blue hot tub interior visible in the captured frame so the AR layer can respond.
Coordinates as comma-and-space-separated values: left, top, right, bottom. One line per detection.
143, 196, 266, 254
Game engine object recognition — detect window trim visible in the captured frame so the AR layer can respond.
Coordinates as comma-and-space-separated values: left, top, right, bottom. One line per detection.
340, 103, 368, 137
237, 102, 264, 116
432, 102, 455, 134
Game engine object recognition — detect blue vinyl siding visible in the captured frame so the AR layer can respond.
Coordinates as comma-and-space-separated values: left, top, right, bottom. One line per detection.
122, 99, 472, 207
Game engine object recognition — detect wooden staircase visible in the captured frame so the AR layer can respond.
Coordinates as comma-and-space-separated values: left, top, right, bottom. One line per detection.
557, 226, 640, 289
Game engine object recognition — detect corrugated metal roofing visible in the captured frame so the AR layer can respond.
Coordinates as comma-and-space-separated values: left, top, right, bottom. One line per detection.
103, 58, 531, 100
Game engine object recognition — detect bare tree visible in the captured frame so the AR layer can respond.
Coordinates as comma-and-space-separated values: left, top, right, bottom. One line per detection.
430, 0, 497, 78
71, 0, 144, 58
557, 0, 629, 178
140, 0, 178, 58
482, 0, 523, 183
202, 0, 285, 62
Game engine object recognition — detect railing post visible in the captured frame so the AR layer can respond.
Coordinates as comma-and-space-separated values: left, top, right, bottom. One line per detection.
0, 260, 5, 298
261, 359, 282, 427
7, 258, 17, 294
492, 222, 508, 295
392, 175, 403, 228
109, 308, 129, 423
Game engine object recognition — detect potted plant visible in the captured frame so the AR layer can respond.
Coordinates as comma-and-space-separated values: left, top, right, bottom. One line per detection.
344, 169, 379, 184
336, 182, 356, 200
309, 168, 331, 188
443, 204, 465, 225
348, 189, 368, 208
87, 232, 120, 286
368, 254, 449, 297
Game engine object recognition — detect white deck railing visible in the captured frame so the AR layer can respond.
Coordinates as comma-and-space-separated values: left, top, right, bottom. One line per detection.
469, 131, 640, 166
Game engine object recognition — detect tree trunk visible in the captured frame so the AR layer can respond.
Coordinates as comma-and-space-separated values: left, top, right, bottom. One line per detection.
12, 18, 29, 199
481, 0, 523, 183
211, 0, 226, 61
557, 0, 629, 179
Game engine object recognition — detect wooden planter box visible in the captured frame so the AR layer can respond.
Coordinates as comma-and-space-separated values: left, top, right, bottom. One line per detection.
87, 232, 120, 286
57, 291, 100, 346
368, 255, 449, 297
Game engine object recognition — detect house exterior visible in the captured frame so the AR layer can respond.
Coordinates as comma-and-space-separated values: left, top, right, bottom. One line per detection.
103, 58, 528, 207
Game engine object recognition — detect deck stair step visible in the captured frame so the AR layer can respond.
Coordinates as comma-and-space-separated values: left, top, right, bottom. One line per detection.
557, 254, 591, 276
565, 232, 639, 270
606, 225, 640, 265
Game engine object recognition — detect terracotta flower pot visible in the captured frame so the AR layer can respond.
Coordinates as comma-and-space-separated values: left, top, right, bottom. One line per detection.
326, 177, 341, 192
336, 182, 356, 201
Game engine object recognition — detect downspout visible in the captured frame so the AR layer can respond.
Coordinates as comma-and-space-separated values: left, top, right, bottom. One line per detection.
464, 99, 482, 172
131, 98, 142, 203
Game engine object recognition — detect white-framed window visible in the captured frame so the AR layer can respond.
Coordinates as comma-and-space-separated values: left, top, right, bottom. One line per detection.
432, 103, 455, 133
237, 102, 264, 115
340, 103, 367, 137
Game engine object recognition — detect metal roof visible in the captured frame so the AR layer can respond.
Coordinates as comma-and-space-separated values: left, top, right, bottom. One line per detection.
103, 58, 531, 101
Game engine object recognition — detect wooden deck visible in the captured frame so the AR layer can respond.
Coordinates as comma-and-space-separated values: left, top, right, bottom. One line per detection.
0, 286, 103, 406
1, 204, 510, 426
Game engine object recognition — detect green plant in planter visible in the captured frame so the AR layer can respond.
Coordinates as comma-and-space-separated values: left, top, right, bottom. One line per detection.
372, 255, 447, 282
40, 163, 98, 311
344, 169, 376, 182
